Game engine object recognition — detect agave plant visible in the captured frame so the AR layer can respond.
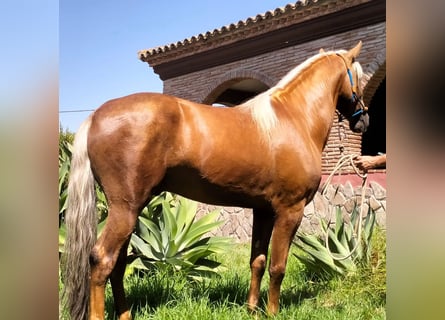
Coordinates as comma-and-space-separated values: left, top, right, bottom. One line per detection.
128, 192, 233, 280
58, 139, 72, 255
59, 139, 72, 224
293, 204, 376, 277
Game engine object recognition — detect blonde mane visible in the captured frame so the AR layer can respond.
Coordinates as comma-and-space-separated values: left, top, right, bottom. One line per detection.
239, 49, 346, 142
352, 60, 364, 93
275, 50, 344, 90
239, 90, 278, 142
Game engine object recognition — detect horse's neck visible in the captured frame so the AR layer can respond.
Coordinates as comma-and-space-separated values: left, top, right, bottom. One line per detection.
274, 58, 343, 151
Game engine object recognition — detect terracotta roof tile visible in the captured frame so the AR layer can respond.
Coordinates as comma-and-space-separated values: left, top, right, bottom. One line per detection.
139, 0, 373, 65
139, 1, 304, 59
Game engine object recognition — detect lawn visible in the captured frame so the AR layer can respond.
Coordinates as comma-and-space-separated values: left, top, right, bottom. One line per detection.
83, 228, 386, 319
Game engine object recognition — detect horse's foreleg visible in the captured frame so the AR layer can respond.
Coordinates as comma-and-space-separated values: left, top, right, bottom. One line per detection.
110, 238, 132, 320
246, 209, 274, 312
266, 204, 304, 316
89, 205, 138, 320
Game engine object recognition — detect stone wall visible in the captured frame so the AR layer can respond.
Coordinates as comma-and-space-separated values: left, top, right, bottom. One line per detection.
196, 178, 386, 243
300, 179, 386, 236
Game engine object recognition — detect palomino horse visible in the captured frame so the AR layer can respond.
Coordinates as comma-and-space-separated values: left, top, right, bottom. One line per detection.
62, 41, 368, 319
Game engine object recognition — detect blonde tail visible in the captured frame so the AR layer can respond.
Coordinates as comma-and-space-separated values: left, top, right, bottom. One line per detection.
61, 114, 96, 320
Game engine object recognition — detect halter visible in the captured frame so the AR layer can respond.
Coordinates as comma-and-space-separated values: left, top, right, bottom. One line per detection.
336, 53, 368, 118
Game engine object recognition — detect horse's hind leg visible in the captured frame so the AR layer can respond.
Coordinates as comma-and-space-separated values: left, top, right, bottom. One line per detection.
266, 204, 304, 316
110, 238, 132, 320
246, 208, 274, 312
89, 203, 139, 320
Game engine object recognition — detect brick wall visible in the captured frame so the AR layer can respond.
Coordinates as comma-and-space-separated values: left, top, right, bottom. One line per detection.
163, 22, 386, 174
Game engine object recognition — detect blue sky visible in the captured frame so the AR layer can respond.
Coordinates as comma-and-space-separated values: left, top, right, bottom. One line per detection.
59, 1, 294, 131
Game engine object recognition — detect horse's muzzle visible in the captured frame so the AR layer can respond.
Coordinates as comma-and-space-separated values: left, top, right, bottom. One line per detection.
350, 112, 369, 133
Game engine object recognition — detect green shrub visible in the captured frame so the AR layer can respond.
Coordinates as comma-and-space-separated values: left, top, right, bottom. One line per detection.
293, 204, 376, 278
58, 137, 72, 255
128, 192, 233, 280
58, 139, 71, 223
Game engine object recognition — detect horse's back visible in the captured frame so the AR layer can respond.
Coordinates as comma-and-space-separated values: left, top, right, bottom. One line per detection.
88, 92, 186, 144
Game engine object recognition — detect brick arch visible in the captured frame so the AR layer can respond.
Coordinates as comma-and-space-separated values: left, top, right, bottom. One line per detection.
200, 68, 275, 104
362, 50, 386, 106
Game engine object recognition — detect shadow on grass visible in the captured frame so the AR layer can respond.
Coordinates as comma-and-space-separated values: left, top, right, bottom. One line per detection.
277, 284, 322, 309
202, 274, 250, 306
105, 270, 325, 318
104, 270, 187, 317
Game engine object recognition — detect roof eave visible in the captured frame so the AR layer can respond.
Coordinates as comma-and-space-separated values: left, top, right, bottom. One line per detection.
139, 0, 385, 80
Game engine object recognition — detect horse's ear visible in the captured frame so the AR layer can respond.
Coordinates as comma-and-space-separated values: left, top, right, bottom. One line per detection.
347, 41, 362, 60
319, 48, 325, 54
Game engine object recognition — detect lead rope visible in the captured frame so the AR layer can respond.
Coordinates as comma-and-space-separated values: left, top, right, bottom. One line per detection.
320, 154, 368, 261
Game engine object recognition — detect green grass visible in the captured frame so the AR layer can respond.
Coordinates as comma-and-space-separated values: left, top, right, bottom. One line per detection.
61, 228, 386, 319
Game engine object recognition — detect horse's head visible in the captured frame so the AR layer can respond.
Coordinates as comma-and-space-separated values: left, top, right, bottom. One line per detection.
335, 41, 369, 133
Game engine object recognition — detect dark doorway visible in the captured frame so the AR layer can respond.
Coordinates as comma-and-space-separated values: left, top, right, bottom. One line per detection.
212, 79, 269, 107
361, 78, 386, 155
